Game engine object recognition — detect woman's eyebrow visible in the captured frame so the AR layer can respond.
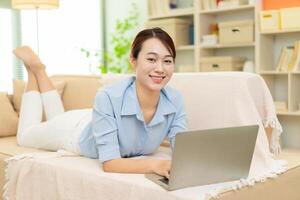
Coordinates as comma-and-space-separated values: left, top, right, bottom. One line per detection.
147, 52, 172, 58
147, 52, 158, 56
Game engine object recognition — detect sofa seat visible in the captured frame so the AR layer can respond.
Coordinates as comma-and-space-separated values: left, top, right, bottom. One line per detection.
0, 137, 46, 156
1, 136, 300, 200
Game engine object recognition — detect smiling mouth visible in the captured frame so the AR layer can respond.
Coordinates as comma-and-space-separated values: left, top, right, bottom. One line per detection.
149, 75, 166, 79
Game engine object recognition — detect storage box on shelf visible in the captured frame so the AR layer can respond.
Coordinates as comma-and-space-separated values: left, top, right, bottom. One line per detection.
260, 10, 280, 32
280, 7, 300, 30
218, 20, 254, 44
260, 7, 300, 34
145, 18, 192, 47
200, 56, 245, 72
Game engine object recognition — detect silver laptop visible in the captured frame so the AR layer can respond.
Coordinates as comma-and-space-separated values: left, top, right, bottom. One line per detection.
145, 125, 259, 190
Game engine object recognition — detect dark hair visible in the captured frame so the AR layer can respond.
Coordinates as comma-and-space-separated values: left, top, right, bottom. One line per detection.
131, 27, 176, 60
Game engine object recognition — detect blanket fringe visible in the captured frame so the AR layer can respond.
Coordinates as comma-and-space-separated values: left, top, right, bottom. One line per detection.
262, 117, 283, 155
204, 160, 288, 200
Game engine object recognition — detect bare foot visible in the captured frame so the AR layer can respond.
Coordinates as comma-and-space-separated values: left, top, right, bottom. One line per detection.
13, 46, 45, 73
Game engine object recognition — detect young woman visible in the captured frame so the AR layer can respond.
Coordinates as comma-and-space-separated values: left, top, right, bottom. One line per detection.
14, 28, 187, 178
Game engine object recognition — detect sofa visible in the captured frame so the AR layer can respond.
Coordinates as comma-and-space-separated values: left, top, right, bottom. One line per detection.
0, 73, 300, 200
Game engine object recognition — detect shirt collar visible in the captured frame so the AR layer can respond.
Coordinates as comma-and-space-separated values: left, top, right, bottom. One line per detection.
120, 79, 139, 114
121, 79, 176, 126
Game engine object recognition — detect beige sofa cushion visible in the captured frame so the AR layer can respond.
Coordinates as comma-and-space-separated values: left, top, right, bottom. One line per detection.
50, 75, 102, 110
0, 93, 19, 137
13, 79, 66, 113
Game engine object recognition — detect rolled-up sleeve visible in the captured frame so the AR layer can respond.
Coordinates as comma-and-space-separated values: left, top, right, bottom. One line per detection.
167, 93, 187, 149
92, 91, 121, 162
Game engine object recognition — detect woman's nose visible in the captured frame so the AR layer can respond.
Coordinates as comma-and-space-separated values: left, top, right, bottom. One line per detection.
155, 60, 164, 72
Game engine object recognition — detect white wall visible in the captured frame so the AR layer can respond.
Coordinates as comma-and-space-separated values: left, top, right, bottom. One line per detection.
0, 8, 13, 93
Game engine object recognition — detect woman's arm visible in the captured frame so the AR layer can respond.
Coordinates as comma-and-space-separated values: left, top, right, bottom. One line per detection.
93, 92, 171, 178
103, 158, 171, 178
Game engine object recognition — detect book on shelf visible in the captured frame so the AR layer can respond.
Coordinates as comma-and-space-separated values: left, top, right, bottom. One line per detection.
274, 101, 288, 112
288, 41, 300, 72
276, 46, 294, 72
217, 0, 248, 8
148, 0, 170, 17
202, 0, 249, 11
202, 0, 218, 10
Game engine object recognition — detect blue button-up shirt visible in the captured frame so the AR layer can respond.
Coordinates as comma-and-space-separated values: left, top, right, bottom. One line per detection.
79, 76, 187, 162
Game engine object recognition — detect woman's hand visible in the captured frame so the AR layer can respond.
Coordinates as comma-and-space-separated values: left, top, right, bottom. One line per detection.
151, 160, 171, 178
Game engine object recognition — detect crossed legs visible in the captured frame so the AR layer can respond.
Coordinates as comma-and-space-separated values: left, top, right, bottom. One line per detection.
14, 46, 65, 149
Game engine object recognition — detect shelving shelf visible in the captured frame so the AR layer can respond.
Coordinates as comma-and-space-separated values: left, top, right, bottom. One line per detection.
259, 71, 300, 75
148, 8, 194, 20
199, 5, 255, 14
176, 45, 195, 51
259, 71, 289, 75
277, 111, 300, 116
261, 29, 300, 35
200, 42, 255, 49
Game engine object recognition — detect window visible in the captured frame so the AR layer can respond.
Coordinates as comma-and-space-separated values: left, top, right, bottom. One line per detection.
0, 8, 13, 93
21, 0, 102, 76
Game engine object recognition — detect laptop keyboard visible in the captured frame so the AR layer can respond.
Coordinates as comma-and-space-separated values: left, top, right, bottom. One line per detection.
159, 177, 169, 185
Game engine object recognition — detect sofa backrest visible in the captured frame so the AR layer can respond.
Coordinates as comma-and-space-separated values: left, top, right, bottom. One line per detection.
52, 72, 264, 131
50, 74, 131, 111
51, 75, 102, 111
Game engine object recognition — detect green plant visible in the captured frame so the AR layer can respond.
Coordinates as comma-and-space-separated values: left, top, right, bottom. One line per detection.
81, 2, 139, 74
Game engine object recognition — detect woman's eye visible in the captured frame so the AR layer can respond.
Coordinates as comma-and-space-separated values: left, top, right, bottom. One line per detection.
147, 58, 156, 62
164, 60, 173, 64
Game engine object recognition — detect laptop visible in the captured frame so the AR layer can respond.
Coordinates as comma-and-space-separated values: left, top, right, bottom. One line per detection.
145, 125, 259, 190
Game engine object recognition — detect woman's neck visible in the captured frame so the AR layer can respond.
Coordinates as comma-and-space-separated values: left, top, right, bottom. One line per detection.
135, 81, 160, 111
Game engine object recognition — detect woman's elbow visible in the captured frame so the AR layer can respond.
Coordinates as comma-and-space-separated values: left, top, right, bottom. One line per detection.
102, 159, 118, 172
102, 161, 112, 172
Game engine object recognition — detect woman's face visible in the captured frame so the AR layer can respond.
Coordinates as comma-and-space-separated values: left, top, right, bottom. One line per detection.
131, 37, 175, 92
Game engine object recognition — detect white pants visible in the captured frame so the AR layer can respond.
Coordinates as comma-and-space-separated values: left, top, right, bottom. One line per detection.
17, 90, 92, 154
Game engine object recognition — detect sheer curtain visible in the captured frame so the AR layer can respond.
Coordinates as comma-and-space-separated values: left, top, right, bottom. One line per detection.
21, 0, 102, 76
0, 9, 13, 93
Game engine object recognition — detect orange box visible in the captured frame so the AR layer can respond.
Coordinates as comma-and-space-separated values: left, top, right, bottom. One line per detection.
263, 0, 300, 10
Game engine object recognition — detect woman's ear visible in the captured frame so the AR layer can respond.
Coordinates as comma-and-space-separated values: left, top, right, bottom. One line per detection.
130, 55, 137, 71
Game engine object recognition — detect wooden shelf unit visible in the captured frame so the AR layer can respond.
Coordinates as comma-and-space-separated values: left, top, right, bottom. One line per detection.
200, 42, 255, 49
147, 0, 300, 149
